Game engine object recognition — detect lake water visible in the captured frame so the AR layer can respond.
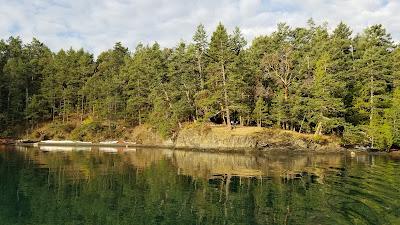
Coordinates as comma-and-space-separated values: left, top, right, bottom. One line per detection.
0, 145, 399, 225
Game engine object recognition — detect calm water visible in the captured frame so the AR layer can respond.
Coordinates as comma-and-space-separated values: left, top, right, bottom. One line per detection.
0, 146, 399, 225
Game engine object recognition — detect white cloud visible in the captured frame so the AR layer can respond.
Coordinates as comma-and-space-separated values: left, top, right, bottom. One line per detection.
0, 0, 398, 55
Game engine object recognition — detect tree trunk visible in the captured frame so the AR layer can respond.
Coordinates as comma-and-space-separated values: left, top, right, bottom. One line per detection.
25, 87, 29, 112
222, 63, 231, 128
62, 98, 66, 123
138, 109, 142, 125
284, 85, 289, 101
182, 83, 195, 121
163, 88, 181, 128
80, 96, 84, 122
299, 115, 306, 133
370, 75, 374, 123
370, 75, 374, 148
108, 102, 111, 131
66, 100, 69, 123
76, 99, 80, 120
197, 55, 204, 90
221, 109, 226, 125
52, 104, 55, 122
7, 91, 10, 114
315, 121, 322, 135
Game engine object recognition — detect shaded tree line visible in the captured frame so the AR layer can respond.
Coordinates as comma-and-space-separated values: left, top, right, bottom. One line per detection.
1, 20, 400, 150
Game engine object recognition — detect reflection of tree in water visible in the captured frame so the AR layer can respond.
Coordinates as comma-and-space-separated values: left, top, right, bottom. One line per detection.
0, 148, 399, 225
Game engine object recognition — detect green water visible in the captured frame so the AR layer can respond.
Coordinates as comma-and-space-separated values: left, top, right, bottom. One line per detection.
0, 146, 399, 225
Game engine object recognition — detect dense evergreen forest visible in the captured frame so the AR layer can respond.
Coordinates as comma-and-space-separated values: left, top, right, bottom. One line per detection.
1, 20, 400, 150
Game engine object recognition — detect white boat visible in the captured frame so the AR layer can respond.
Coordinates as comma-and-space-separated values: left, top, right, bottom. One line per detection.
40, 145, 91, 152
99, 147, 118, 152
41, 140, 76, 144
75, 141, 92, 145
40, 146, 75, 151
99, 141, 119, 144
40, 140, 92, 145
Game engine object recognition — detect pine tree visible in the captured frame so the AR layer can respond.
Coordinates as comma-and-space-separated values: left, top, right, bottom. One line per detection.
262, 45, 295, 129
253, 97, 268, 127
309, 53, 344, 135
353, 25, 393, 148
206, 23, 235, 127
392, 47, 400, 87
24, 38, 53, 127
390, 88, 400, 146
1, 22, 400, 151
82, 42, 127, 127
193, 24, 208, 90
2, 37, 28, 125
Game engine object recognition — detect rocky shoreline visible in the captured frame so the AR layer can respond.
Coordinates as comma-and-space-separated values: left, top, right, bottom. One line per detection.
4, 124, 399, 153
0, 138, 16, 145
3, 125, 342, 152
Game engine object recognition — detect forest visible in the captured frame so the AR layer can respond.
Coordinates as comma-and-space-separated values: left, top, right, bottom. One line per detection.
1, 20, 400, 150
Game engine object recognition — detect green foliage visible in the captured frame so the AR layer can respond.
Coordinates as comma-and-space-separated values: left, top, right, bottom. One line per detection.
368, 112, 393, 150
382, 88, 400, 148
1, 22, 400, 150
253, 97, 269, 127
70, 120, 104, 141
391, 89, 400, 146
342, 125, 368, 146
43, 122, 76, 140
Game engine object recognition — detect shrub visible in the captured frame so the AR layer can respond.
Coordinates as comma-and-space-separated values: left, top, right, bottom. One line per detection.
342, 125, 368, 147
70, 120, 104, 141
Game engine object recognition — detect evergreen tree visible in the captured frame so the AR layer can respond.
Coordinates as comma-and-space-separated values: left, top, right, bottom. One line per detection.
24, 39, 53, 126
193, 24, 208, 90
392, 47, 400, 87
1, 22, 400, 150
253, 97, 268, 127
309, 53, 344, 135
85, 42, 128, 126
353, 25, 393, 148
262, 45, 295, 129
206, 23, 235, 127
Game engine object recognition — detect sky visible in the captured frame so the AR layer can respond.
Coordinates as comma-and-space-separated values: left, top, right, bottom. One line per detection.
0, 0, 399, 55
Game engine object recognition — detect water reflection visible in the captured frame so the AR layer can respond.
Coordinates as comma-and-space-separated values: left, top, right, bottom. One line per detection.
1, 146, 399, 225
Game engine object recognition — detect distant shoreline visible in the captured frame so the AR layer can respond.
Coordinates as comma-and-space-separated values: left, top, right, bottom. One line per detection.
9, 141, 400, 158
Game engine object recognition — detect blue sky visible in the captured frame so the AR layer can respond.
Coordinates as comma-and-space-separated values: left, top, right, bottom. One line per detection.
1, 0, 399, 55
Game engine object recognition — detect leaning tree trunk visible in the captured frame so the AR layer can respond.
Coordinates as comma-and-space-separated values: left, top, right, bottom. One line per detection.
284, 85, 289, 101
315, 121, 322, 136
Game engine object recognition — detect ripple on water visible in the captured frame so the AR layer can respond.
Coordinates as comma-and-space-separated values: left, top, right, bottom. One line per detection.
323, 160, 400, 224
1, 147, 399, 225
